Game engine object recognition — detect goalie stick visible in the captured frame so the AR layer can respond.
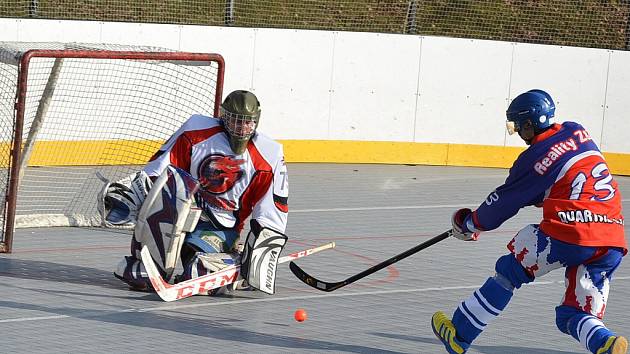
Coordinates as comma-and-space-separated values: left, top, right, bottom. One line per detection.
141, 241, 336, 302
289, 230, 452, 292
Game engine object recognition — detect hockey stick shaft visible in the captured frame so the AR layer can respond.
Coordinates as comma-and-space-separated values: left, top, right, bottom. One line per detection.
289, 230, 452, 292
142, 241, 336, 302
278, 241, 336, 263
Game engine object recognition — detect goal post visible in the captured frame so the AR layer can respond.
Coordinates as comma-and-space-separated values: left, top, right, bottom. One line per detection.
0, 42, 225, 253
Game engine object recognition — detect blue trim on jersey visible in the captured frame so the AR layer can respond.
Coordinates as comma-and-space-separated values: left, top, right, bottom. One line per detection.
474, 122, 600, 231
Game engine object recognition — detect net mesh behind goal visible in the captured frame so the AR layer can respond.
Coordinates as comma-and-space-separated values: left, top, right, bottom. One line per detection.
1, 1, 628, 50
0, 42, 224, 252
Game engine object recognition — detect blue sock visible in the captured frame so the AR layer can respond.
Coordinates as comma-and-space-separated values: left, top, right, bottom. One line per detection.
567, 312, 614, 353
452, 277, 513, 344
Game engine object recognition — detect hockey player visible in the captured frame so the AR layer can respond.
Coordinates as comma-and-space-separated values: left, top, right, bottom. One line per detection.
432, 90, 627, 354
99, 90, 289, 295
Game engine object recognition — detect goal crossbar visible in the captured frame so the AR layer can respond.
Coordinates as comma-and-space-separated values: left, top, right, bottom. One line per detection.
0, 42, 225, 253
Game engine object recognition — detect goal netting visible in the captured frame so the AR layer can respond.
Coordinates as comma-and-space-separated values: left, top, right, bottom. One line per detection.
0, 41, 224, 253
1, 1, 628, 50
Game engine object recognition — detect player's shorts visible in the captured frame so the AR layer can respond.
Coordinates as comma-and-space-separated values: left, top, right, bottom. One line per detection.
507, 224, 624, 318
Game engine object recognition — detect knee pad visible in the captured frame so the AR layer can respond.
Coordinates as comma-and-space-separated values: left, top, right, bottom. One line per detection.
555, 305, 581, 334
495, 254, 534, 290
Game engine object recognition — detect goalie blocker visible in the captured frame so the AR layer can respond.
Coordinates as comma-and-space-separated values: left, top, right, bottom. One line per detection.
240, 219, 288, 294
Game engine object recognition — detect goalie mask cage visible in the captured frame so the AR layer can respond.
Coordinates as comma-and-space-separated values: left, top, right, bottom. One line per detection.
0, 42, 225, 253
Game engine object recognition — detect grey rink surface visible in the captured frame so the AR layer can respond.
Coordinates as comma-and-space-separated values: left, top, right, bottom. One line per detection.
1, 164, 629, 354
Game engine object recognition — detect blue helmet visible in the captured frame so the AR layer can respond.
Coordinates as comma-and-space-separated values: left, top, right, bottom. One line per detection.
506, 90, 555, 134
527, 89, 554, 105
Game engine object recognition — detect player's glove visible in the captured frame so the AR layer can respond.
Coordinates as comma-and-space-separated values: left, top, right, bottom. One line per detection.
451, 208, 479, 241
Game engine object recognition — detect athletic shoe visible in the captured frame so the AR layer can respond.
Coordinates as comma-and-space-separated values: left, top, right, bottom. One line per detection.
431, 311, 470, 354
597, 336, 628, 354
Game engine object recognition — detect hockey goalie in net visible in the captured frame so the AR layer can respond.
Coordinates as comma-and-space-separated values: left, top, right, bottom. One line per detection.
98, 90, 289, 295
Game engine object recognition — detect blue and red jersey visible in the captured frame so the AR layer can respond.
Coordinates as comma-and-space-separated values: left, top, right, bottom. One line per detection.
471, 122, 626, 251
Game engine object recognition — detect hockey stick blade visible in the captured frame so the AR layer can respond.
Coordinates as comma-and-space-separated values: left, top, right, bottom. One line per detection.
289, 230, 452, 292
141, 241, 335, 302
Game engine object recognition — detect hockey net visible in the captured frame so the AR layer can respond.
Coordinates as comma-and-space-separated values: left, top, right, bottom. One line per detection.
1, 1, 628, 50
0, 42, 224, 253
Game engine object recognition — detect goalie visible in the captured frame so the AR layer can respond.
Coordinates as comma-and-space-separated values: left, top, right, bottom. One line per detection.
98, 90, 289, 295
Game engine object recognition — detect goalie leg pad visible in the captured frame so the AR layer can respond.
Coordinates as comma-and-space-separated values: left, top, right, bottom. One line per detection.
133, 165, 201, 281
113, 256, 152, 292
240, 219, 288, 295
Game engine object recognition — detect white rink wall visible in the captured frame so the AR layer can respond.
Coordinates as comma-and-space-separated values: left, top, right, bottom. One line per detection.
1, 18, 629, 154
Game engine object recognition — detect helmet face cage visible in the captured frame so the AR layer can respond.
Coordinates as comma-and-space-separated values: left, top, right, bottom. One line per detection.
220, 107, 260, 140
506, 120, 519, 135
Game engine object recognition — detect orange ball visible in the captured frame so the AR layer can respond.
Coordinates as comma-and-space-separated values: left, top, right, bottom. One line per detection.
294, 308, 307, 322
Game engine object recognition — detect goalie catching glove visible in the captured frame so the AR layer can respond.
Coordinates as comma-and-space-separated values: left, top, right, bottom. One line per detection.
98, 171, 153, 228
240, 219, 288, 295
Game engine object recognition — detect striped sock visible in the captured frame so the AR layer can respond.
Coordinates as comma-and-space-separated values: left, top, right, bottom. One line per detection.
568, 314, 613, 353
452, 277, 513, 344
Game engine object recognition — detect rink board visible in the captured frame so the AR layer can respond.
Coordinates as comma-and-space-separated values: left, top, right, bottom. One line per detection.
0, 163, 628, 354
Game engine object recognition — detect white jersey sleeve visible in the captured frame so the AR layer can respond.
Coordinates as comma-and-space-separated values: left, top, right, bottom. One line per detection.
142, 114, 219, 177
251, 138, 289, 234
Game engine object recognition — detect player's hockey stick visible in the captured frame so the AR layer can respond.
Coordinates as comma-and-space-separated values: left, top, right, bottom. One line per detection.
289, 230, 452, 292
141, 241, 336, 302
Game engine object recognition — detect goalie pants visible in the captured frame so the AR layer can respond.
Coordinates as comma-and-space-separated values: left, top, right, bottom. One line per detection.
451, 224, 625, 354
180, 222, 242, 294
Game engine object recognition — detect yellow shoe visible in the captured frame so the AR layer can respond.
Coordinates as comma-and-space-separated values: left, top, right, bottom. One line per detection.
597, 336, 628, 354
431, 311, 469, 354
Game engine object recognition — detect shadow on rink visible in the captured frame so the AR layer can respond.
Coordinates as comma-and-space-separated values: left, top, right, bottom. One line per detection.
369, 332, 578, 354
0, 297, 407, 354
0, 257, 122, 288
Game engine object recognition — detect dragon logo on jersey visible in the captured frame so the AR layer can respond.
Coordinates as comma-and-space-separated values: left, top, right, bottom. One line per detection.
198, 154, 245, 194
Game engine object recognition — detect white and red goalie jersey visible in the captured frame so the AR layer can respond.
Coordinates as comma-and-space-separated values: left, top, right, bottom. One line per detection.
143, 114, 288, 234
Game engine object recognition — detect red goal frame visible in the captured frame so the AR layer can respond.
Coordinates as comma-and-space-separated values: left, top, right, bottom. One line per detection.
0, 50, 225, 253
